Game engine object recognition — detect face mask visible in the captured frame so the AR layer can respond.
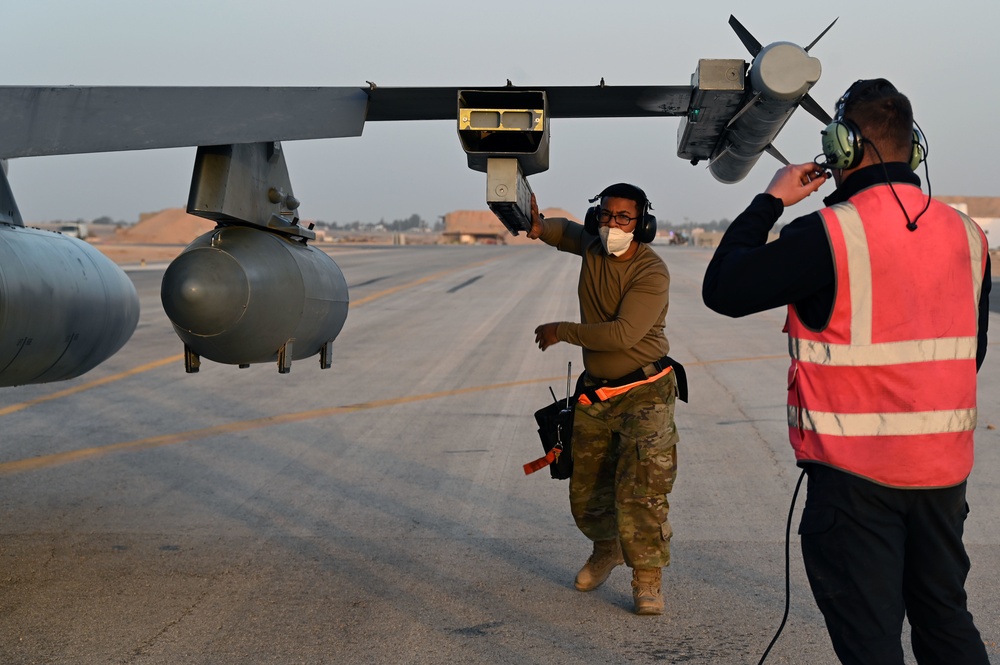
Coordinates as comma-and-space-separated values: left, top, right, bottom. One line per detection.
598, 226, 634, 256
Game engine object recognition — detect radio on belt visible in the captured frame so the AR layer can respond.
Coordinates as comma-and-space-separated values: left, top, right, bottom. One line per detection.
457, 90, 548, 236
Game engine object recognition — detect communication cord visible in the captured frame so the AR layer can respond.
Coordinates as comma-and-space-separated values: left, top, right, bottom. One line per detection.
756, 468, 807, 665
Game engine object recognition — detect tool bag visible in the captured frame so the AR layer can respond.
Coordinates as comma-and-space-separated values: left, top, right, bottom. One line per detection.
523, 397, 576, 479
523, 355, 687, 480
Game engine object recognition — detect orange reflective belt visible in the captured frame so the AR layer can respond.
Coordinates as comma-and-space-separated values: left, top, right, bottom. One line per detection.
577, 365, 673, 406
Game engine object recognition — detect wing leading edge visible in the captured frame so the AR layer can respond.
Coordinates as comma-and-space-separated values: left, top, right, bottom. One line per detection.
0, 86, 370, 159
0, 84, 693, 160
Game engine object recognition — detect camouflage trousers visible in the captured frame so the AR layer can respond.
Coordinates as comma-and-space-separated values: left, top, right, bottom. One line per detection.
569, 370, 679, 569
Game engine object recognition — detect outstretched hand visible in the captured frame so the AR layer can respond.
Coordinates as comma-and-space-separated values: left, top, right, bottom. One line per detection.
765, 163, 829, 207
534, 323, 560, 350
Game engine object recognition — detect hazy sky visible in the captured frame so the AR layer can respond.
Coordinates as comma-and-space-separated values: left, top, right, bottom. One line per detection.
4, 0, 999, 227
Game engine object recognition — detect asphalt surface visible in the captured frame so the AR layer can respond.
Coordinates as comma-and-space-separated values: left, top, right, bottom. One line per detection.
1, 245, 998, 665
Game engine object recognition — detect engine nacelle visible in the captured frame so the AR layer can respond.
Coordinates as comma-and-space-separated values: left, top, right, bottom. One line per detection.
160, 225, 348, 372
0, 225, 139, 387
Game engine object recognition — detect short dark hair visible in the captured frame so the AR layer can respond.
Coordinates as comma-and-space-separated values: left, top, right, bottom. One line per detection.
597, 182, 649, 213
840, 79, 914, 161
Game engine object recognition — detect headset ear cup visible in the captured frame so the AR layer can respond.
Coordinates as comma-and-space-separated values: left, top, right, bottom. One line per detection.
584, 206, 599, 235
821, 119, 863, 170
910, 128, 924, 170
637, 214, 656, 243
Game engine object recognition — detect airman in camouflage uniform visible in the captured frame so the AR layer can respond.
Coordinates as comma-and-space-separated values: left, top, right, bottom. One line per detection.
571, 371, 678, 568
528, 184, 679, 615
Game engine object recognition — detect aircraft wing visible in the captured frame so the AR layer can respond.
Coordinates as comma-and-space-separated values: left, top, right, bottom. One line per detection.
0, 14, 838, 387
0, 84, 692, 161
365, 85, 692, 121
0, 86, 370, 159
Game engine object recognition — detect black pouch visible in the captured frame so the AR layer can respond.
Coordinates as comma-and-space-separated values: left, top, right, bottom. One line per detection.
532, 398, 575, 479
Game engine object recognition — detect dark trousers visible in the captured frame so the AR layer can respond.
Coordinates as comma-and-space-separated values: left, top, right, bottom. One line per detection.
798, 464, 990, 665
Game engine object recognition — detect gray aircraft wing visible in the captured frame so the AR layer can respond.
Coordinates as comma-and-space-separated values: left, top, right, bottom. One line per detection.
0, 86, 370, 158
0, 84, 692, 161
365, 85, 692, 121
0, 15, 838, 387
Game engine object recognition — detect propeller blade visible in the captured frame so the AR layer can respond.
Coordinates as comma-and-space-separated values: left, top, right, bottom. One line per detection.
729, 15, 762, 57
799, 93, 833, 125
804, 17, 839, 52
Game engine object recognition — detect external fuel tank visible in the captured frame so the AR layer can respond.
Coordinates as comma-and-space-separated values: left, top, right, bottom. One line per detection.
0, 224, 139, 387
160, 225, 349, 371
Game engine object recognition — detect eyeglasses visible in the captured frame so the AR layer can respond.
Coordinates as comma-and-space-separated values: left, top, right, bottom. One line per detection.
597, 209, 638, 227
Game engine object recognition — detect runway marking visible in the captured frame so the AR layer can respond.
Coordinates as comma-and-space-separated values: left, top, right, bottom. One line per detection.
0, 354, 801, 475
0, 355, 183, 417
0, 350, 863, 475
691, 354, 785, 366
447, 275, 483, 293
349, 256, 502, 307
0, 255, 506, 417
0, 375, 564, 476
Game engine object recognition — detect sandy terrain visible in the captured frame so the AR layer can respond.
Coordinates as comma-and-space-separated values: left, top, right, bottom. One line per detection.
89, 207, 1000, 275
93, 243, 189, 265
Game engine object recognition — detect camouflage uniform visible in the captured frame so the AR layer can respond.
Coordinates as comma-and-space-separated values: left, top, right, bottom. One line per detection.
570, 369, 679, 568
533, 207, 676, 574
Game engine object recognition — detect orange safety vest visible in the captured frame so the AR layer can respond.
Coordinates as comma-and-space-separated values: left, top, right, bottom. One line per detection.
786, 183, 987, 488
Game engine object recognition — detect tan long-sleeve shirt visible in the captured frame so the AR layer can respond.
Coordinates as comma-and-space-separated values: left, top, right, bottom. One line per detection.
538, 216, 670, 380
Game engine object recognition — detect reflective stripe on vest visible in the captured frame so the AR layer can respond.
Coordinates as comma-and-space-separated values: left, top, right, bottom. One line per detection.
789, 336, 978, 366
787, 405, 977, 437
786, 186, 986, 487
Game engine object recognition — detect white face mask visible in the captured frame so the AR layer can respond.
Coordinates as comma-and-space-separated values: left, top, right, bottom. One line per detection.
598, 226, 634, 256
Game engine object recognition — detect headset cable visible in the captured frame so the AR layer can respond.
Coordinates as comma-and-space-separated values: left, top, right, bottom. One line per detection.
756, 468, 807, 665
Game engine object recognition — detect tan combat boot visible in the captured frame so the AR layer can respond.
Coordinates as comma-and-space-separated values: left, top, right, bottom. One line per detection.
631, 568, 664, 615
574, 539, 624, 591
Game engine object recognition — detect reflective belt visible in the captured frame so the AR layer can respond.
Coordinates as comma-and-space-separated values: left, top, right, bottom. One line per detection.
578, 355, 687, 405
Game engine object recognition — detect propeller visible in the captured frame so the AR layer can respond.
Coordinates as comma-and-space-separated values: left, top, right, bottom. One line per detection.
729, 14, 838, 126
728, 15, 762, 57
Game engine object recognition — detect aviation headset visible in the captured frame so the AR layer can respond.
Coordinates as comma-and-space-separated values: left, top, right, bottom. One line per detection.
819, 78, 932, 232
820, 78, 926, 171
583, 183, 657, 244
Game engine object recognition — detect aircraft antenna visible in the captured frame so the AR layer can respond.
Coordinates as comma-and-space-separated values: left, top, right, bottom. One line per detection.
804, 18, 838, 52
565, 362, 572, 408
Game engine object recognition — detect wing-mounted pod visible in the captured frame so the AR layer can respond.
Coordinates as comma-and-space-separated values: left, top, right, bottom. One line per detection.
676, 60, 748, 168
160, 141, 349, 374
457, 90, 548, 235
0, 165, 139, 388
678, 15, 835, 184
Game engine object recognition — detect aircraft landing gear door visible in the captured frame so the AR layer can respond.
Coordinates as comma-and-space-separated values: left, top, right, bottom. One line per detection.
457, 90, 548, 236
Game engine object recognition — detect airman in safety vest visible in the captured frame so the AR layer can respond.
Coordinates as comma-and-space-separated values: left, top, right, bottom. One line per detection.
703, 79, 991, 664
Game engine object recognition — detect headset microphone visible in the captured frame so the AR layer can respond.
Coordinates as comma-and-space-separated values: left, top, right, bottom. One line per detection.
810, 153, 834, 179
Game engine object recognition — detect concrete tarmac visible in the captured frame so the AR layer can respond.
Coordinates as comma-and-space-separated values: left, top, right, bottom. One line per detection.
1, 245, 998, 665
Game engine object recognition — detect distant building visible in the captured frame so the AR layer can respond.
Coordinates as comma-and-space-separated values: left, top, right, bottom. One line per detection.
441, 208, 581, 245
29, 221, 89, 239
